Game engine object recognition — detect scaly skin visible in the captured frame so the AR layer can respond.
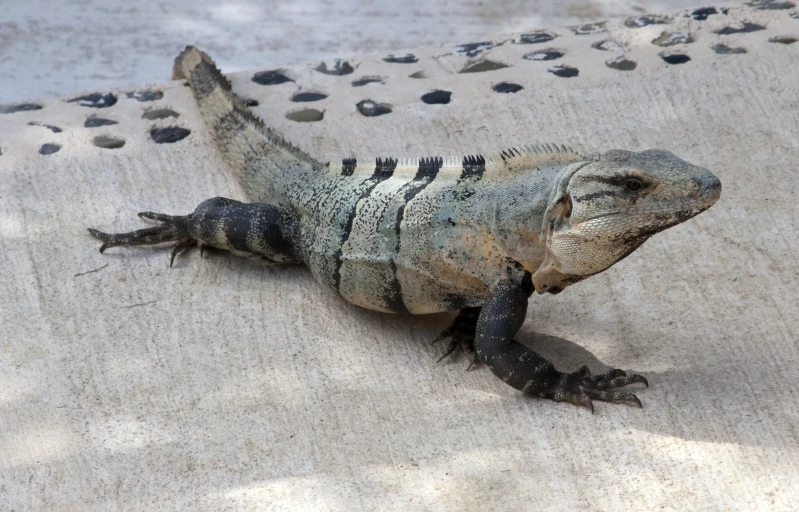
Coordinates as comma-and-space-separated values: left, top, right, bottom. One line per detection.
89, 46, 721, 411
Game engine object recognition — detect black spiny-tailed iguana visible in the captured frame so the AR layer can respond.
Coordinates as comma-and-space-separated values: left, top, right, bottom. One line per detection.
89, 47, 721, 411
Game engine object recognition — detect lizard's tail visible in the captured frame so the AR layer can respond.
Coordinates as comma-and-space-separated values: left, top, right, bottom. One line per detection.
173, 46, 322, 204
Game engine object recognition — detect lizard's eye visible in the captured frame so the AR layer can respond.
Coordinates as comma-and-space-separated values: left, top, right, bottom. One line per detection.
624, 178, 643, 192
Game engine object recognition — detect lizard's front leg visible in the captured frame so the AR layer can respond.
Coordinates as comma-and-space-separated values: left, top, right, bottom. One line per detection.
476, 280, 648, 412
88, 197, 301, 266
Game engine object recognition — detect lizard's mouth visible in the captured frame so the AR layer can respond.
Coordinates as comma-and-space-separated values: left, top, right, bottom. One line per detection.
582, 196, 718, 228
532, 199, 719, 295
575, 197, 719, 245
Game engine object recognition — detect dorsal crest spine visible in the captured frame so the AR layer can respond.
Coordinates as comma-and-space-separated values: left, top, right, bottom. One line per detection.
330, 143, 583, 176
463, 154, 486, 166
374, 157, 398, 175
487, 143, 582, 165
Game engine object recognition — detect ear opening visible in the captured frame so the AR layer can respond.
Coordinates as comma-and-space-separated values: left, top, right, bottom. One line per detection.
548, 194, 573, 235
561, 194, 573, 219
540, 161, 590, 239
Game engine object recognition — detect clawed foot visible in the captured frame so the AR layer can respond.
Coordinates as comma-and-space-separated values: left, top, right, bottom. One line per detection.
88, 211, 196, 266
432, 325, 478, 369
541, 366, 649, 413
432, 308, 480, 370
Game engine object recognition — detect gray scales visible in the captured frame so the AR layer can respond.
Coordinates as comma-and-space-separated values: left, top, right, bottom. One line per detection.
89, 47, 721, 411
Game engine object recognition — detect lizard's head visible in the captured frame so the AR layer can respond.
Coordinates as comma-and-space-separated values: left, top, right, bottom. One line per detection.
532, 149, 721, 294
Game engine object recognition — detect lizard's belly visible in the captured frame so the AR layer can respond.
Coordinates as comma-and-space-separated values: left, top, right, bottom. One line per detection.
308, 251, 490, 314
345, 258, 488, 314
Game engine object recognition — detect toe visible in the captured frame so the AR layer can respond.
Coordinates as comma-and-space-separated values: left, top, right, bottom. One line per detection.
596, 373, 648, 390
436, 339, 459, 363
586, 388, 643, 408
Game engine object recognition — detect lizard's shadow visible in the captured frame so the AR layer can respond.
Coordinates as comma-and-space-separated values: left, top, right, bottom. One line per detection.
420, 319, 786, 449
518, 331, 611, 373
178, 253, 782, 450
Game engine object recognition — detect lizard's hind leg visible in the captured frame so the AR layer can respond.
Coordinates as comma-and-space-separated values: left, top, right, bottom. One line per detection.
433, 308, 481, 370
89, 197, 301, 266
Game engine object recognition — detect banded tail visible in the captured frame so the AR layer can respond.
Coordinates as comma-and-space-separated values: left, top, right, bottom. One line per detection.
173, 46, 323, 204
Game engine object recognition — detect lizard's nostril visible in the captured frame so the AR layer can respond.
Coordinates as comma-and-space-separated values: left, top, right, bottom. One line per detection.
690, 171, 721, 193
699, 174, 722, 202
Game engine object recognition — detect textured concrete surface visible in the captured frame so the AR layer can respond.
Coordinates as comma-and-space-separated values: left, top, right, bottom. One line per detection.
2, 3, 799, 511
0, 0, 738, 103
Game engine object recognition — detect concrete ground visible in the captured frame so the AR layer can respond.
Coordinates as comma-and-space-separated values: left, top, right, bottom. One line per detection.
0, 0, 738, 103
2, 2, 799, 511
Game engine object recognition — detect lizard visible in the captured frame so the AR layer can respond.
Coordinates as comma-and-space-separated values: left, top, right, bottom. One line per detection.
88, 46, 722, 411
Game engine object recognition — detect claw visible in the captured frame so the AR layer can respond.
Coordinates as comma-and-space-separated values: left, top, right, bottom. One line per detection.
88, 228, 110, 253
586, 388, 643, 408
462, 345, 478, 370
431, 328, 452, 346
170, 246, 179, 267
613, 391, 643, 409
435, 339, 459, 363
169, 238, 195, 267
87, 228, 117, 253
600, 373, 648, 390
